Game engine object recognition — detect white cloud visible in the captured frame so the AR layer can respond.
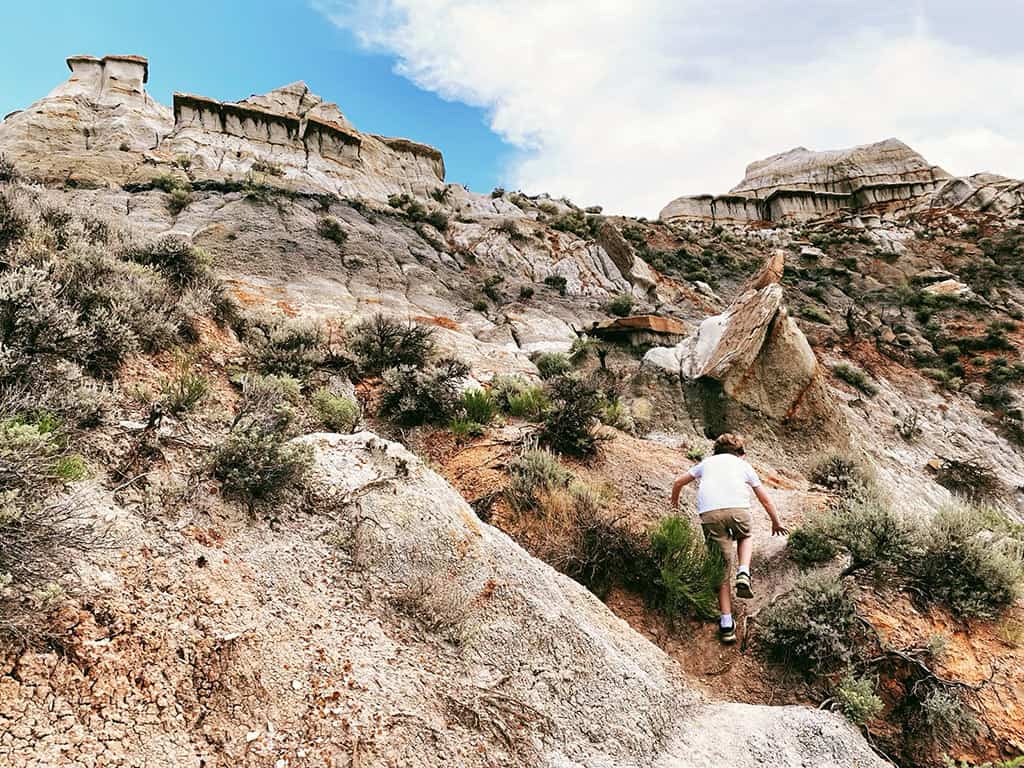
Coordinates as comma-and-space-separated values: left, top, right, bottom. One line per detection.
317, 1, 1024, 216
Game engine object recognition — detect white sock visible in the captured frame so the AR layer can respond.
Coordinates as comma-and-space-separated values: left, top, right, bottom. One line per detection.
737, 565, 750, 576
720, 613, 733, 628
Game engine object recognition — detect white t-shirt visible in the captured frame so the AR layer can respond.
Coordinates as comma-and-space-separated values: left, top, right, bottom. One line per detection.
690, 453, 762, 514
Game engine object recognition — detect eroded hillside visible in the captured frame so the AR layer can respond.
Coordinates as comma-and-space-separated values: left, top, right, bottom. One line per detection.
1, 54, 1023, 768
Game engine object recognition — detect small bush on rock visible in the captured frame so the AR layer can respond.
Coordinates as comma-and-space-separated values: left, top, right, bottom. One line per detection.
378, 357, 469, 426
607, 292, 634, 317
809, 452, 873, 493
231, 373, 302, 435
350, 315, 434, 376
159, 357, 209, 415
124, 236, 211, 285
317, 216, 348, 246
832, 362, 878, 396
211, 428, 313, 515
534, 352, 571, 380
544, 274, 568, 295
311, 387, 360, 433
913, 503, 1023, 618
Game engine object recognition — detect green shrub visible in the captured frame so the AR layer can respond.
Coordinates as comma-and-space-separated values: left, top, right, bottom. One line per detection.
152, 173, 185, 193
932, 456, 1003, 501
505, 446, 571, 512
918, 687, 980, 746
211, 428, 313, 514
809, 452, 872, 493
801, 305, 832, 324
534, 352, 571, 379
53, 455, 88, 481
913, 503, 1023, 618
349, 315, 434, 376
317, 216, 348, 246
250, 159, 284, 177
460, 388, 497, 425
649, 515, 725, 621
599, 398, 635, 432
245, 316, 327, 377
378, 358, 469, 426
551, 210, 602, 240
426, 210, 449, 231
832, 362, 878, 396
0, 186, 30, 252
449, 418, 485, 441
159, 358, 209, 415
544, 274, 568, 295
518, 285, 534, 300
834, 674, 883, 725
0, 154, 19, 183
473, 299, 488, 312
482, 274, 503, 301
607, 292, 634, 317
490, 375, 548, 419
311, 388, 360, 432
539, 375, 603, 457
686, 446, 705, 461
167, 188, 192, 215
231, 373, 302, 435
125, 236, 211, 285
788, 525, 840, 568
759, 573, 863, 675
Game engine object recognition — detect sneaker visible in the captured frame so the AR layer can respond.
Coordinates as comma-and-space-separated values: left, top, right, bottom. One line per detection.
735, 571, 754, 599
718, 622, 737, 644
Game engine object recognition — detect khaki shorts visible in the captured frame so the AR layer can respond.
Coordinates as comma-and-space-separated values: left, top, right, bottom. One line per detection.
700, 507, 753, 558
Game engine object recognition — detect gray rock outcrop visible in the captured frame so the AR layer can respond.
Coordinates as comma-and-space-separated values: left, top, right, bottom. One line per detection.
661, 138, 1023, 224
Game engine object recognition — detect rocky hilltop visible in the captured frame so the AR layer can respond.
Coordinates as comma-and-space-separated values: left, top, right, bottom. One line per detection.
661, 138, 1024, 223
2, 54, 1023, 768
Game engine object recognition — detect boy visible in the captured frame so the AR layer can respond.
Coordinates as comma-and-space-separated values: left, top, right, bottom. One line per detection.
670, 433, 787, 644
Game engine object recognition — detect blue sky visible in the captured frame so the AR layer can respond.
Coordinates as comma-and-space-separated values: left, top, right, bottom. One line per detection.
0, 0, 509, 194
3, 2, 1022, 216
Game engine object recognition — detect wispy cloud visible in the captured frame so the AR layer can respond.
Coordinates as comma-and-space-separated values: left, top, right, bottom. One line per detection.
317, 1, 1024, 216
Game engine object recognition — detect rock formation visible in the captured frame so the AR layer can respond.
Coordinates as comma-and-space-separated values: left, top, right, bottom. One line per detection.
0, 432, 887, 767
644, 253, 840, 439
0, 55, 445, 200
661, 138, 1024, 223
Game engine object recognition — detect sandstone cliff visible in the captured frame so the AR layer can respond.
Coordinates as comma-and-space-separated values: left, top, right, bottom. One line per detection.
661, 138, 1024, 224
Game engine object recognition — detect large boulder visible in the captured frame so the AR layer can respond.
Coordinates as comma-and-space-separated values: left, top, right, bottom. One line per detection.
644, 257, 841, 438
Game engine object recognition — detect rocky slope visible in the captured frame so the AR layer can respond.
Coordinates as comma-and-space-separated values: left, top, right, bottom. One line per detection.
2, 53, 1023, 768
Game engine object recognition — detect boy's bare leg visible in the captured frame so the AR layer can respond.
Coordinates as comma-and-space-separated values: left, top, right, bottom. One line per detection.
737, 537, 753, 570
718, 577, 733, 617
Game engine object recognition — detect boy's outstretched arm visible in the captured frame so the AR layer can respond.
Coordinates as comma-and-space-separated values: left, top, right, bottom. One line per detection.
671, 472, 695, 508
753, 485, 788, 535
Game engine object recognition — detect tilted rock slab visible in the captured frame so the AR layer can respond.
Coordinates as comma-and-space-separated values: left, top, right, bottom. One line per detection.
644, 280, 840, 433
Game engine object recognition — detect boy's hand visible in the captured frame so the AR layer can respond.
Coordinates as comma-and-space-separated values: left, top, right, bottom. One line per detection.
770, 517, 789, 536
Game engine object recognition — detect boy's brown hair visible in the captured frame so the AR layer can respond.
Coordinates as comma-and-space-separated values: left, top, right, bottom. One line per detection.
712, 432, 746, 456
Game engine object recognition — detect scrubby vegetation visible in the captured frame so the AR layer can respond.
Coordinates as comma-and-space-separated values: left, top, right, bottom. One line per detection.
317, 216, 348, 246
607, 292, 633, 317
312, 387, 360, 433
539, 375, 603, 457
244, 315, 328, 377
211, 428, 313, 515
349, 314, 434, 376
379, 358, 470, 427
648, 515, 725, 620
534, 351, 571, 379
832, 362, 878, 395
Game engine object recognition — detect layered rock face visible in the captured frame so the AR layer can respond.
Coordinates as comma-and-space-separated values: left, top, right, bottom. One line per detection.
0, 55, 445, 200
661, 138, 1023, 223
0, 55, 172, 185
